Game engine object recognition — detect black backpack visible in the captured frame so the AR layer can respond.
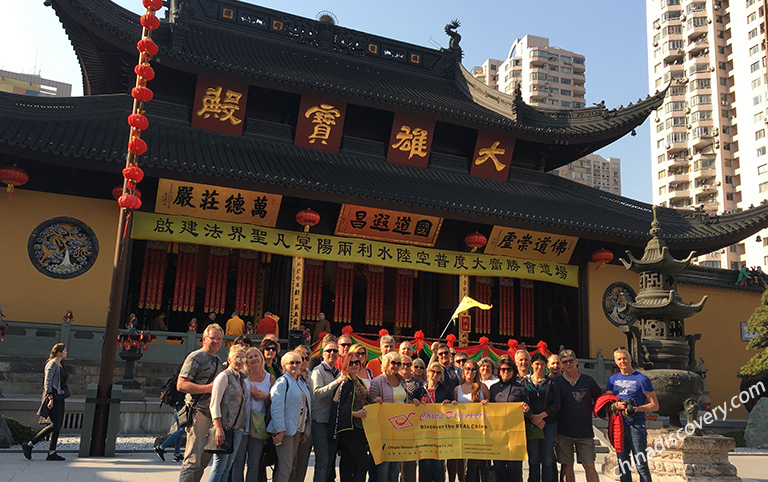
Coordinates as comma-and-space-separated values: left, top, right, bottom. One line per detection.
160, 370, 185, 408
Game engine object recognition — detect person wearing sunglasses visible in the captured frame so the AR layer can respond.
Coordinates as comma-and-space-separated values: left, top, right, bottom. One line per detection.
433, 343, 462, 393
260, 338, 281, 379
369, 351, 408, 482
399, 355, 421, 482
413, 361, 456, 482
457, 359, 490, 482
292, 345, 314, 482
208, 345, 249, 482
330, 352, 370, 482
411, 359, 427, 383
553, 350, 602, 482
310, 339, 346, 482
268, 352, 312, 482
489, 358, 530, 482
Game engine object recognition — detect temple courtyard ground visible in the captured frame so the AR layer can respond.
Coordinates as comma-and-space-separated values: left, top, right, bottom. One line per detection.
0, 450, 765, 482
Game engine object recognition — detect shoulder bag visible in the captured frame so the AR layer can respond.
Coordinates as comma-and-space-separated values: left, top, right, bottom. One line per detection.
204, 374, 245, 454
178, 357, 221, 428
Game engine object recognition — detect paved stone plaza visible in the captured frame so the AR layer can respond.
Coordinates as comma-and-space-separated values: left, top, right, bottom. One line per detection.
0, 450, 766, 482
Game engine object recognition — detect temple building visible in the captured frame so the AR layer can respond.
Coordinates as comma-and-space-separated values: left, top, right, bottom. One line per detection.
0, 0, 765, 415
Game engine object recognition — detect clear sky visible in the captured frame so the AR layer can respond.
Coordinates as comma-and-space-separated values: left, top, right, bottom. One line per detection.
1, 0, 654, 201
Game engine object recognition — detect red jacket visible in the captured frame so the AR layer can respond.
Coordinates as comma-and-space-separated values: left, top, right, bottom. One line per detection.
594, 393, 625, 454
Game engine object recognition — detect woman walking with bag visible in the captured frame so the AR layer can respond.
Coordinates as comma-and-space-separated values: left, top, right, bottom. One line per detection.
23, 343, 70, 461
208, 345, 248, 482
232, 347, 274, 482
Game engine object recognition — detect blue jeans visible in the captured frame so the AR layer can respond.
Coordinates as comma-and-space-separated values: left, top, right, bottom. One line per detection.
527, 422, 557, 482
376, 461, 400, 482
313, 421, 338, 482
208, 429, 244, 482
419, 459, 446, 482
493, 460, 521, 482
161, 408, 185, 455
616, 422, 651, 482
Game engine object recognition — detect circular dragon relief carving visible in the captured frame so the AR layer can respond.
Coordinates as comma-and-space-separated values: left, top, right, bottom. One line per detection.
27, 217, 99, 279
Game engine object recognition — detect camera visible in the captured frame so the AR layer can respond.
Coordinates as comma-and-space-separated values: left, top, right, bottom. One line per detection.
624, 399, 636, 416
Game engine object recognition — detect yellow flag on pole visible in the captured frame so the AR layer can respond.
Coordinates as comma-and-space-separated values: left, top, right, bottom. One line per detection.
450, 295, 492, 320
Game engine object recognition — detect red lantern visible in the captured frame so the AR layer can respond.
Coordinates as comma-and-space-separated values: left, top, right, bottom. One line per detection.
0, 165, 29, 199
134, 64, 155, 81
296, 208, 320, 233
143, 0, 163, 9
464, 232, 487, 253
141, 12, 160, 30
132, 86, 154, 102
136, 38, 158, 56
113, 185, 142, 200
118, 194, 142, 210
592, 248, 614, 269
128, 137, 148, 156
128, 113, 149, 131
123, 165, 145, 183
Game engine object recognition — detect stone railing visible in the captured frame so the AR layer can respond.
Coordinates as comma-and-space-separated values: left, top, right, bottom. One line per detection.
0, 319, 263, 364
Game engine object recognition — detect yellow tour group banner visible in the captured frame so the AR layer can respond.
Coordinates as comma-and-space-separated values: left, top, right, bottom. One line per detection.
132, 212, 578, 287
362, 403, 527, 463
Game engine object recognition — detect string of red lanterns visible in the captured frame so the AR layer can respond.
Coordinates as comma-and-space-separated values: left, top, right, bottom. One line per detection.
117, 0, 162, 210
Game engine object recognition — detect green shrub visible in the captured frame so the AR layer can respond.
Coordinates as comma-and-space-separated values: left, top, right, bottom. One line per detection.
3, 416, 37, 445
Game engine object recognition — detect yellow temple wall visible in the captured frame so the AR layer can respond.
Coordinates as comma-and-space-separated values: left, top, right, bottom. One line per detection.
0, 189, 118, 326
587, 262, 761, 419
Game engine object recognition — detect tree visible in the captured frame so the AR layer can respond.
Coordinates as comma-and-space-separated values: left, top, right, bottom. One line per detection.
739, 288, 768, 384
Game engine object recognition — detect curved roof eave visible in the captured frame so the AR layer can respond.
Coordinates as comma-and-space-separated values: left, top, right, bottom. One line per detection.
0, 91, 766, 254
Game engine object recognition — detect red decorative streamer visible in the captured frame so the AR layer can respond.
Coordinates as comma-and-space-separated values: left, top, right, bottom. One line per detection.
520, 280, 535, 337
302, 259, 323, 321
172, 244, 199, 312
366, 266, 385, 326
475, 277, 492, 334
334, 263, 354, 324
235, 251, 259, 316
395, 269, 414, 328
204, 247, 230, 314
499, 278, 514, 336
138, 242, 168, 310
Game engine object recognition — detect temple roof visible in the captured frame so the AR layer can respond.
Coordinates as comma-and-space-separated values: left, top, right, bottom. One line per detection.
2, 91, 768, 253
48, 0, 664, 171
624, 291, 707, 320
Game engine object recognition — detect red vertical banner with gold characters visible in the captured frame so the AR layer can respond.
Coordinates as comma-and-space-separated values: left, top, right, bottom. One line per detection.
470, 132, 515, 182
386, 113, 436, 168
295, 96, 347, 152
191, 76, 248, 136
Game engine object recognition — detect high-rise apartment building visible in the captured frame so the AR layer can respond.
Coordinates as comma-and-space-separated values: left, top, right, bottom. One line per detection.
0, 69, 71, 97
485, 35, 587, 109
472, 35, 617, 190
550, 154, 622, 194
646, 0, 768, 269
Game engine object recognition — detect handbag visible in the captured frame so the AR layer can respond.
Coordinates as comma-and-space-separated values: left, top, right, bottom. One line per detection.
525, 419, 545, 440
260, 437, 278, 469
205, 425, 235, 454
37, 397, 52, 425
204, 373, 245, 454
